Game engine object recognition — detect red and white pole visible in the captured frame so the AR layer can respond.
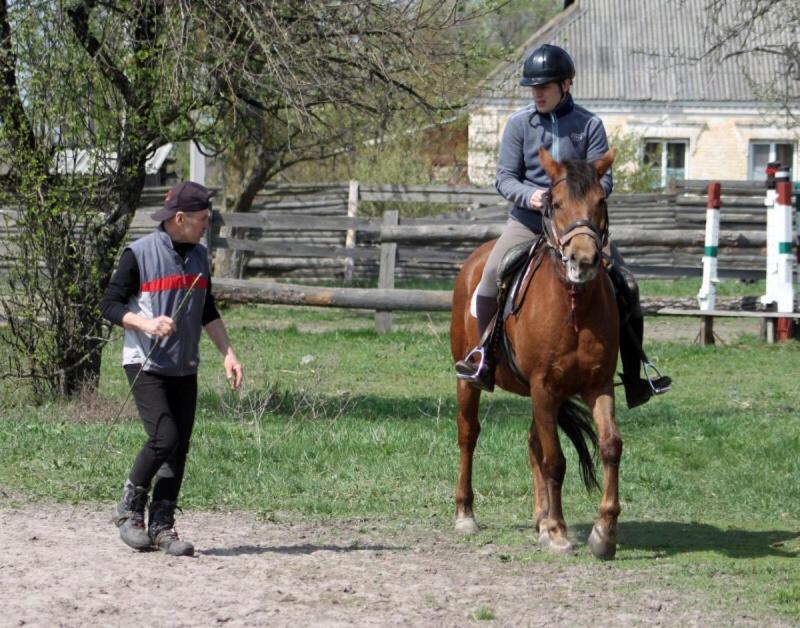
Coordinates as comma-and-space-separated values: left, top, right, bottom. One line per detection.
761, 168, 794, 313
774, 178, 794, 312
697, 182, 721, 311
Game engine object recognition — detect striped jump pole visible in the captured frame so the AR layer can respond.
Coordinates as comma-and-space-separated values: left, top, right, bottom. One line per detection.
696, 182, 721, 344
697, 182, 721, 311
761, 171, 794, 315
795, 182, 800, 269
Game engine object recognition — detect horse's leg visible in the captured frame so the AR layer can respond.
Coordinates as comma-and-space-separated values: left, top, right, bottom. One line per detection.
454, 379, 481, 534
527, 425, 549, 533
584, 388, 622, 560
531, 392, 571, 553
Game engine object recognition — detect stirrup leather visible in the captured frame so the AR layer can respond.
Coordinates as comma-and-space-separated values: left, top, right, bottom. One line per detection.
643, 362, 671, 394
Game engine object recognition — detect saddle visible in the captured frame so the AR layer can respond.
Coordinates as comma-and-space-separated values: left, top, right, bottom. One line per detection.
482, 235, 547, 384
482, 239, 666, 396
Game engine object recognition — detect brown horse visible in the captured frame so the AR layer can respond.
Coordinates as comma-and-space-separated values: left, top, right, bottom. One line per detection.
450, 147, 621, 559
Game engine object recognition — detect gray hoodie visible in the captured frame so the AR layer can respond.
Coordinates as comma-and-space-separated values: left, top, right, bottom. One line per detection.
495, 94, 613, 233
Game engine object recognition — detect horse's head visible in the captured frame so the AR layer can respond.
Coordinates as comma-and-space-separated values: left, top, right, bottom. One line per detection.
539, 147, 616, 284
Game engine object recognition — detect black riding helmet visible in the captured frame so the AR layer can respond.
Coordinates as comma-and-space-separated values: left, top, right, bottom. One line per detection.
520, 44, 575, 87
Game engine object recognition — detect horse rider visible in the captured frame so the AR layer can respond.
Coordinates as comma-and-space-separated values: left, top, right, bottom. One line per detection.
101, 181, 244, 556
455, 44, 671, 408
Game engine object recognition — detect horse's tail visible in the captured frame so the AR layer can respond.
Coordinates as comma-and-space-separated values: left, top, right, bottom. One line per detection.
558, 396, 599, 491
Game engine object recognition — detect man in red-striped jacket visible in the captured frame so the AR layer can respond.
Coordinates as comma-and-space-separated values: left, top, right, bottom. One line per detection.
101, 181, 243, 557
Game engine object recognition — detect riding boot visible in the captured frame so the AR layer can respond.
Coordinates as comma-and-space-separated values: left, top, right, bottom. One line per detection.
148, 500, 194, 557
111, 479, 152, 550
620, 312, 672, 409
455, 295, 498, 392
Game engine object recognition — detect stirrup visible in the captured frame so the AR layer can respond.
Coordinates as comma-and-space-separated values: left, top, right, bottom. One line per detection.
455, 346, 495, 392
643, 362, 671, 395
457, 346, 488, 375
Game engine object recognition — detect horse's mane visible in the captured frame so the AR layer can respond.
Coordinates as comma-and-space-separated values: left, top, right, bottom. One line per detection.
561, 159, 600, 199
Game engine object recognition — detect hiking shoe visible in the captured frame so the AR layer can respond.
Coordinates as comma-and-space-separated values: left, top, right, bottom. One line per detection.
149, 500, 194, 557
111, 481, 151, 550
150, 526, 195, 556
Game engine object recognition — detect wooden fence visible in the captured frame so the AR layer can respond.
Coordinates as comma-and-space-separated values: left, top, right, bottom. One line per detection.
193, 179, 782, 282
3, 180, 785, 283
184, 179, 788, 331
1, 180, 792, 332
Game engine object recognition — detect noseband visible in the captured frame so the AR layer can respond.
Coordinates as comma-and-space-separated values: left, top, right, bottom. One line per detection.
542, 176, 609, 262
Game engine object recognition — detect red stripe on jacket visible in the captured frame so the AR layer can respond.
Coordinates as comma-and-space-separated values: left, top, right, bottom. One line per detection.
140, 274, 208, 293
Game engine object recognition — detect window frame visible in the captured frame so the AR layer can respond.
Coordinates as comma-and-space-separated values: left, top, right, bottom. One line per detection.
642, 138, 689, 187
748, 141, 796, 180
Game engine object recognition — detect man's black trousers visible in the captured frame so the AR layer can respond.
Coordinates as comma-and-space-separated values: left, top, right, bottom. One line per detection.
124, 366, 198, 503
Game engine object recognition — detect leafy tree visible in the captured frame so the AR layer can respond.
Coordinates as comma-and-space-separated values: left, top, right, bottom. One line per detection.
0, 1, 478, 398
608, 131, 661, 193
184, 1, 504, 275
690, 0, 799, 123
0, 1, 212, 397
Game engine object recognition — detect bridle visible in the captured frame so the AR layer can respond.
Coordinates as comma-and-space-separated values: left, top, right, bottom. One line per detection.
541, 176, 609, 264
540, 175, 610, 332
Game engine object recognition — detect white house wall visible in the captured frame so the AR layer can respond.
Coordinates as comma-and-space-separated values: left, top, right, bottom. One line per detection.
468, 102, 800, 186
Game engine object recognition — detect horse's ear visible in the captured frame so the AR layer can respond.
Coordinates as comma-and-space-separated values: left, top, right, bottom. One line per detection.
593, 148, 616, 177
539, 147, 563, 180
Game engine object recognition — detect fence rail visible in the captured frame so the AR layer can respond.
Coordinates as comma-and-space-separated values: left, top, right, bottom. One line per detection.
190, 179, 793, 330
0, 180, 793, 331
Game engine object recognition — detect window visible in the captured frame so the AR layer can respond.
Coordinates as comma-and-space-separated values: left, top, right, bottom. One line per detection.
749, 142, 795, 180
643, 139, 688, 187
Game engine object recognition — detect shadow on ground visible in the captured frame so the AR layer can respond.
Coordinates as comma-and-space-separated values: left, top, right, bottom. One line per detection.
571, 520, 800, 559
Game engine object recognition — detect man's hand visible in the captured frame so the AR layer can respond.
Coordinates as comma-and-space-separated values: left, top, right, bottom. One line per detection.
529, 189, 546, 209
145, 315, 176, 339
224, 352, 243, 390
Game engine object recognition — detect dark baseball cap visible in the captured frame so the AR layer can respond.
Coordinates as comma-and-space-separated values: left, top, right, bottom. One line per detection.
151, 181, 214, 222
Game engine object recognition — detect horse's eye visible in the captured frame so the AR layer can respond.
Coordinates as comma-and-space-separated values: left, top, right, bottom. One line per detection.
552, 202, 561, 210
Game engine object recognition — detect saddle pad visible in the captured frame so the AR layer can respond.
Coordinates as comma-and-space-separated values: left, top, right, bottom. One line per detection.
470, 289, 478, 318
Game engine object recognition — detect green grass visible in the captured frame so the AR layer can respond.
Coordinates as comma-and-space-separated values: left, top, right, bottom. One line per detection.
261, 276, 768, 298
639, 277, 765, 298
473, 606, 496, 620
0, 292, 799, 620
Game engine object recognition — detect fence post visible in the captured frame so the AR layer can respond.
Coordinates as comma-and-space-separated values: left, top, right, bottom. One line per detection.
375, 210, 398, 334
344, 180, 359, 283
206, 208, 216, 271
189, 139, 206, 185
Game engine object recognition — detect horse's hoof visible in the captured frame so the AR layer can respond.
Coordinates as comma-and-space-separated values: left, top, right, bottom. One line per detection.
588, 524, 617, 561
455, 516, 480, 535
538, 531, 572, 555
537, 531, 551, 549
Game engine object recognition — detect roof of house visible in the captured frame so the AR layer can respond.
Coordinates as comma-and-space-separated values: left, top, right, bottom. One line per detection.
481, 0, 794, 104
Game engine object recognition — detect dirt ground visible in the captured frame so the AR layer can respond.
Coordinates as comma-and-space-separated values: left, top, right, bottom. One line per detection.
1, 318, 775, 627
1, 500, 788, 628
